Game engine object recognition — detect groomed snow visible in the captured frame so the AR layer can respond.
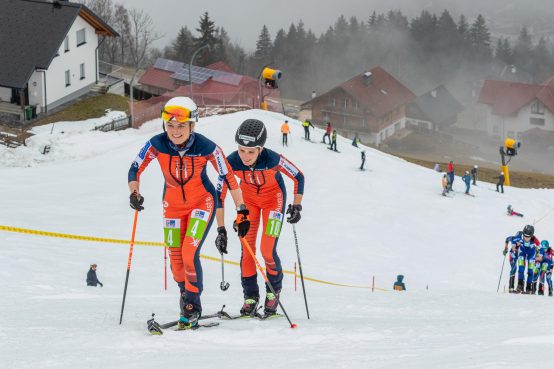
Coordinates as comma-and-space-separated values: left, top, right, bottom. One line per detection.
1, 109, 553, 369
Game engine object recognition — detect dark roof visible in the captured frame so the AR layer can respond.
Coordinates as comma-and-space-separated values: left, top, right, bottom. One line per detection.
0, 0, 118, 89
409, 86, 464, 124
478, 77, 554, 116
302, 67, 415, 117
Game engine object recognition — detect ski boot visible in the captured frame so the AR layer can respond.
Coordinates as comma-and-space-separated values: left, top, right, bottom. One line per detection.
524, 282, 533, 295
549, 287, 553, 297
531, 282, 537, 295
240, 296, 259, 316
263, 290, 281, 316
516, 279, 524, 293
178, 299, 200, 330
538, 283, 544, 296
508, 276, 516, 293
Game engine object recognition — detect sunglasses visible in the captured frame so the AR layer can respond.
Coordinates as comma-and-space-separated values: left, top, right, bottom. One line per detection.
161, 106, 198, 123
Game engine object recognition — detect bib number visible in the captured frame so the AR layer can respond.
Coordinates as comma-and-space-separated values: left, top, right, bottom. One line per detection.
265, 211, 283, 238
163, 218, 181, 248
186, 209, 210, 240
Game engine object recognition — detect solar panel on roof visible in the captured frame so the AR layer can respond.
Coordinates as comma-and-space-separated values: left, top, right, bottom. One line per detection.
170, 64, 242, 86
154, 58, 183, 72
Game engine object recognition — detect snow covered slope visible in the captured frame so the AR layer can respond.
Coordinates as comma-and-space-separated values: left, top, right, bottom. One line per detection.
1, 109, 553, 369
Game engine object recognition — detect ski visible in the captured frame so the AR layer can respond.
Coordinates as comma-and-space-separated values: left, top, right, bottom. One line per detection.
147, 313, 221, 335
215, 305, 283, 321
327, 147, 340, 153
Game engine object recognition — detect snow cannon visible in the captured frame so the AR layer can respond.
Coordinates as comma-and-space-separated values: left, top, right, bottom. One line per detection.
504, 138, 520, 156
262, 67, 282, 88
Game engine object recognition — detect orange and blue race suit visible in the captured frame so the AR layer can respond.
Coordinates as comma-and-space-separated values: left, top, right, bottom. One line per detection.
128, 132, 238, 311
219, 148, 304, 297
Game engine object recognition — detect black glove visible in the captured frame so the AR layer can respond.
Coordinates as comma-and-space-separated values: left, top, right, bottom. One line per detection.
286, 204, 302, 224
233, 208, 250, 238
215, 226, 228, 254
99, 282, 103, 288
503, 248, 508, 256
130, 191, 144, 211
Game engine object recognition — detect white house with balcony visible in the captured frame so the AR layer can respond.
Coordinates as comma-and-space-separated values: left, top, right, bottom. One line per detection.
0, 0, 118, 124
478, 77, 554, 139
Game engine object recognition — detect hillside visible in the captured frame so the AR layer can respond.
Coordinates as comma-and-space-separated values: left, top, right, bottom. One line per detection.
1, 110, 553, 369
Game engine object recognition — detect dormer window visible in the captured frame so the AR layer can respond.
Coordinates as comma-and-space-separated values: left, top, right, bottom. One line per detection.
531, 101, 544, 115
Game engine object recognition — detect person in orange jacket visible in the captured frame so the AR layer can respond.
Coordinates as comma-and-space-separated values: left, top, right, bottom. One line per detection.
128, 96, 250, 329
217, 119, 305, 317
280, 120, 290, 146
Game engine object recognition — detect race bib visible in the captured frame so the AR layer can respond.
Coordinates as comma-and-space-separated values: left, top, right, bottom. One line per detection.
265, 210, 283, 238
163, 218, 181, 248
186, 209, 210, 240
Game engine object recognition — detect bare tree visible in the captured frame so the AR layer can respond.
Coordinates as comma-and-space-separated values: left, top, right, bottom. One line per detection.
127, 8, 161, 70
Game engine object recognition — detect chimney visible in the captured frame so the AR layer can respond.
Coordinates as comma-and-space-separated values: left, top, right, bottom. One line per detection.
311, 90, 316, 99
431, 89, 437, 98
362, 71, 373, 86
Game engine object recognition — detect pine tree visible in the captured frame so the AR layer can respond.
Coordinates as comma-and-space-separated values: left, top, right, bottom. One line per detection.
255, 25, 273, 57
194, 12, 217, 65
171, 26, 194, 62
469, 14, 491, 60
495, 37, 513, 65
368, 11, 377, 30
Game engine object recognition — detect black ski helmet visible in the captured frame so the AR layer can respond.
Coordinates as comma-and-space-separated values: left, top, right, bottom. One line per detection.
522, 224, 534, 237
235, 119, 267, 147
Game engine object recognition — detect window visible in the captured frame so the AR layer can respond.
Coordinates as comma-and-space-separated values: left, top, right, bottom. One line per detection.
64, 36, 69, 52
394, 122, 401, 132
531, 101, 545, 115
353, 100, 358, 110
65, 70, 71, 87
344, 99, 349, 109
80, 63, 85, 80
76, 29, 86, 46
332, 98, 336, 107
530, 117, 545, 126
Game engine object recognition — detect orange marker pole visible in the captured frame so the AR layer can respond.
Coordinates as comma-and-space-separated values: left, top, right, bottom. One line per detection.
119, 210, 139, 324
241, 238, 297, 328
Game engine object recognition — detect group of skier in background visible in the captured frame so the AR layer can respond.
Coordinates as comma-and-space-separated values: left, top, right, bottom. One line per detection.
504, 225, 553, 296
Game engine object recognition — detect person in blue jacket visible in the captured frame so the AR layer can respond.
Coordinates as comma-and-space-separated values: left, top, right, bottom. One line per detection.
537, 240, 553, 296
393, 275, 406, 291
462, 171, 471, 194
504, 225, 540, 293
86, 264, 103, 287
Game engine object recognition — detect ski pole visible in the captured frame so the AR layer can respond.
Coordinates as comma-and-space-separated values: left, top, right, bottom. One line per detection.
119, 210, 139, 324
240, 237, 297, 328
497, 252, 507, 293
164, 246, 167, 291
220, 253, 230, 291
292, 224, 310, 319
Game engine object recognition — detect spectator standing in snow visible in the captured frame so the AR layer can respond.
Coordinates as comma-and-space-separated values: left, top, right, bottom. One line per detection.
360, 150, 366, 170
495, 172, 505, 193
87, 264, 103, 287
329, 130, 338, 152
434, 163, 441, 172
302, 120, 314, 140
471, 165, 478, 185
280, 120, 290, 147
321, 122, 331, 144
447, 161, 455, 188
462, 171, 471, 194
352, 133, 360, 147
441, 174, 448, 196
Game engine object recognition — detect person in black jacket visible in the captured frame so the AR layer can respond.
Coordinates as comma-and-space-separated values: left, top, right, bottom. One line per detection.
360, 150, 366, 170
495, 172, 505, 193
87, 264, 103, 287
471, 165, 478, 185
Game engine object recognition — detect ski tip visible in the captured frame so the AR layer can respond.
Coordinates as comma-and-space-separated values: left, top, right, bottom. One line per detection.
290, 323, 298, 329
